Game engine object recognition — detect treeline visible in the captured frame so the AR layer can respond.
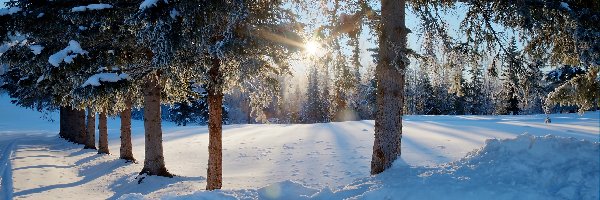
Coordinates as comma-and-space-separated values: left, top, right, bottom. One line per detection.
259, 39, 598, 124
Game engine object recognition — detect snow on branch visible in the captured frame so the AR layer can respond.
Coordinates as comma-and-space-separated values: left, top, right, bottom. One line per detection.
560, 2, 571, 11
48, 40, 88, 67
0, 7, 21, 16
71, 4, 113, 12
81, 73, 131, 87
29, 45, 44, 55
139, 0, 161, 10
0, 34, 28, 55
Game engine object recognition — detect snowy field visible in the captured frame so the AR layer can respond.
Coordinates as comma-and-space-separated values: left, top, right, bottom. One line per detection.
0, 93, 598, 199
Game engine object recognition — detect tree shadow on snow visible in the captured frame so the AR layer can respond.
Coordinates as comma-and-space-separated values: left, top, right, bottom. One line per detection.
13, 158, 128, 197
107, 173, 205, 200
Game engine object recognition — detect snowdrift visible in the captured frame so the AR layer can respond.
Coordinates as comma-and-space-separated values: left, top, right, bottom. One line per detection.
119, 134, 599, 199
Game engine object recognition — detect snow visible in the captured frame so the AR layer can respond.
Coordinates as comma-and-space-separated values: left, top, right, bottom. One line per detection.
29, 45, 44, 55
0, 93, 598, 199
87, 4, 113, 10
81, 73, 131, 87
139, 0, 159, 10
170, 8, 180, 19
0, 34, 28, 55
0, 7, 21, 16
560, 2, 572, 11
36, 75, 45, 84
36, 13, 44, 18
71, 4, 113, 12
71, 6, 87, 12
48, 40, 88, 67
116, 134, 600, 200
0, 44, 10, 54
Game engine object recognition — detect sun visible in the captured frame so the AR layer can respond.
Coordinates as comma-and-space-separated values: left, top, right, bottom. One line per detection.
304, 40, 321, 56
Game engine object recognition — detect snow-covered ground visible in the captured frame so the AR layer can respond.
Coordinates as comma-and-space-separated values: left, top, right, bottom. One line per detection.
0, 93, 598, 199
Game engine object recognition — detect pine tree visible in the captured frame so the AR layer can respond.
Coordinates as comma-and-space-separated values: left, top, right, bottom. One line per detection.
120, 98, 135, 162
0, 0, 91, 144
371, 0, 407, 175
98, 111, 109, 154
466, 64, 487, 115
546, 66, 599, 114
496, 39, 522, 115
84, 108, 96, 149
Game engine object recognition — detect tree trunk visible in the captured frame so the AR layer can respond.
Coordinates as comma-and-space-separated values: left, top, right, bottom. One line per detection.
140, 72, 171, 177
206, 57, 224, 190
64, 107, 81, 143
64, 107, 75, 142
74, 109, 87, 145
59, 106, 67, 139
98, 111, 109, 154
371, 0, 406, 175
84, 108, 96, 149
120, 99, 135, 162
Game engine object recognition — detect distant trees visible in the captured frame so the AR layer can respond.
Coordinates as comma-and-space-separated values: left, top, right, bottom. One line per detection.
496, 39, 522, 115
302, 66, 330, 123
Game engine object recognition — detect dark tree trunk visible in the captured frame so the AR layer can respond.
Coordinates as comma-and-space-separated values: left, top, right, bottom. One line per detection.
206, 57, 223, 190
120, 99, 135, 162
140, 72, 172, 177
74, 109, 87, 145
64, 107, 74, 142
84, 108, 96, 149
98, 111, 109, 154
371, 0, 406, 175
64, 107, 78, 143
59, 106, 67, 139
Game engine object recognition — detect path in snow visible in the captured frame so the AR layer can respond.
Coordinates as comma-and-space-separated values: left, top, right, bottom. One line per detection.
0, 140, 16, 200
0, 94, 598, 199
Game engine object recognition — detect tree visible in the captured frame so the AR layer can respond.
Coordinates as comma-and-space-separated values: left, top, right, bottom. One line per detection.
370, 0, 407, 174
84, 108, 96, 149
465, 64, 488, 115
120, 98, 135, 161
544, 65, 586, 113
303, 66, 329, 123
546, 67, 599, 114
98, 111, 109, 154
0, 0, 90, 145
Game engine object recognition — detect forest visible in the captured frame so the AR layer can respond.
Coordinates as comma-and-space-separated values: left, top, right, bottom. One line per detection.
0, 0, 598, 199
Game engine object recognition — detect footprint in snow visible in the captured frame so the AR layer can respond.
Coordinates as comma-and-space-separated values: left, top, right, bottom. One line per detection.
437, 145, 446, 149
362, 129, 368, 131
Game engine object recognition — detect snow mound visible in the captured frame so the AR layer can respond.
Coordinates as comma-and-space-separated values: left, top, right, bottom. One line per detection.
355, 134, 600, 199
121, 134, 598, 199
48, 40, 88, 67
451, 134, 599, 199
